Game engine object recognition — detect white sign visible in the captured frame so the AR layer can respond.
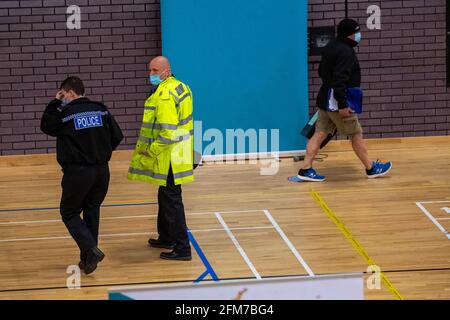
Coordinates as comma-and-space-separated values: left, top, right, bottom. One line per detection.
109, 274, 364, 300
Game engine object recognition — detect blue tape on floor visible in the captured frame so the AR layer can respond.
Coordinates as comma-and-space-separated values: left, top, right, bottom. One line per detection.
188, 230, 219, 283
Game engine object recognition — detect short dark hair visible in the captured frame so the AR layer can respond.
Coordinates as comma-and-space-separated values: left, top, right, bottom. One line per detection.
60, 76, 85, 96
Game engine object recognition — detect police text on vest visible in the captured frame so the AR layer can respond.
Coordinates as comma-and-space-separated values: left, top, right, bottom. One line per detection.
74, 114, 103, 130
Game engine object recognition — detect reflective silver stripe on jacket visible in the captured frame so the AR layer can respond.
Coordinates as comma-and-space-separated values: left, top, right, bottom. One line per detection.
174, 170, 194, 179
154, 123, 178, 130
62, 111, 108, 123
179, 114, 193, 125
157, 130, 194, 144
128, 167, 167, 180
142, 122, 181, 131
169, 91, 180, 104
142, 122, 154, 129
178, 92, 191, 104
170, 91, 191, 106
138, 136, 154, 144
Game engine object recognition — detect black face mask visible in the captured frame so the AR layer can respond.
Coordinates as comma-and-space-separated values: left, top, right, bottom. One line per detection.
338, 35, 359, 48
347, 38, 359, 48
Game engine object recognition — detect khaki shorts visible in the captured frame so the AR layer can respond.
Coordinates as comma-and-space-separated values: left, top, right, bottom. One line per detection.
316, 109, 362, 136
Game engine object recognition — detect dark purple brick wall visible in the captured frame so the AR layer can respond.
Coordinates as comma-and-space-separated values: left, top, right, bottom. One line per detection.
1, 1, 449, 155
308, 0, 450, 139
0, 0, 161, 155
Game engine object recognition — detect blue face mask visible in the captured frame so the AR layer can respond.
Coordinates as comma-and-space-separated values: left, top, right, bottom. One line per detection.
61, 99, 70, 107
149, 75, 162, 86
354, 32, 362, 43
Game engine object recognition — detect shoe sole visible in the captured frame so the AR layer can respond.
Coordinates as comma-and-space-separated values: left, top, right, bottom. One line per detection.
84, 265, 97, 275
149, 243, 175, 250
160, 255, 192, 261
84, 259, 103, 275
84, 252, 105, 275
367, 164, 392, 179
296, 175, 326, 182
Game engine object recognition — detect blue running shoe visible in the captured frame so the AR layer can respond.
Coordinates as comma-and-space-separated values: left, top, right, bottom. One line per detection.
366, 160, 392, 179
297, 168, 326, 182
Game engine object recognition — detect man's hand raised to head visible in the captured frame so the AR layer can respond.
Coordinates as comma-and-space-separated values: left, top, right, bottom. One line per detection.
55, 90, 65, 100
339, 107, 354, 118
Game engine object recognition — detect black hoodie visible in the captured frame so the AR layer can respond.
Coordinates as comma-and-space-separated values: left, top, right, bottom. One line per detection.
316, 36, 361, 110
40, 97, 124, 167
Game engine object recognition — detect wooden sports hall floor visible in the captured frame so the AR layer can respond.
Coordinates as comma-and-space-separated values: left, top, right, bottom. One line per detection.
0, 136, 449, 300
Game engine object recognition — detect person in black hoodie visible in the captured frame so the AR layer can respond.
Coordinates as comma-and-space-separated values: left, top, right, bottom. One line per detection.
297, 19, 392, 182
41, 76, 123, 274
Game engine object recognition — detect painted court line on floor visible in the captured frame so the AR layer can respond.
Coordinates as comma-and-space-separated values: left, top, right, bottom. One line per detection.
188, 231, 219, 283
1, 205, 315, 278
0, 226, 275, 243
416, 202, 450, 240
0, 206, 268, 225
311, 189, 403, 300
415, 200, 450, 204
264, 209, 315, 277
0, 202, 158, 214
215, 212, 262, 280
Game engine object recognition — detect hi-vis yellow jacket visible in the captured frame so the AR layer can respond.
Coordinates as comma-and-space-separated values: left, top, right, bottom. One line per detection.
127, 76, 194, 186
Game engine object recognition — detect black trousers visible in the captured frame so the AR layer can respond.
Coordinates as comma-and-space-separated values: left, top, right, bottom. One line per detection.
60, 163, 110, 260
157, 166, 191, 255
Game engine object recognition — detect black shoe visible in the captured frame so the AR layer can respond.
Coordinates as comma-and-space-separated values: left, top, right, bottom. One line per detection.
160, 250, 192, 261
148, 238, 175, 250
78, 260, 85, 270
84, 247, 105, 275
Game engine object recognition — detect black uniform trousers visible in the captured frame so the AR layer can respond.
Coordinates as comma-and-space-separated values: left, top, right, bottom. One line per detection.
157, 166, 191, 255
60, 163, 110, 260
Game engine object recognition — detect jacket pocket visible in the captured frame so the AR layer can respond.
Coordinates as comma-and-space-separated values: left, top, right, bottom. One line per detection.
138, 154, 156, 170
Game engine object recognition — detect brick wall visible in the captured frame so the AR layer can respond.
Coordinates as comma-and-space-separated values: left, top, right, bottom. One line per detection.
0, 0, 161, 155
308, 0, 450, 139
1, 1, 449, 155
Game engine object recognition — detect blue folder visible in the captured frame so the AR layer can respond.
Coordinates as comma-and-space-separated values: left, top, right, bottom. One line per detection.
327, 87, 363, 114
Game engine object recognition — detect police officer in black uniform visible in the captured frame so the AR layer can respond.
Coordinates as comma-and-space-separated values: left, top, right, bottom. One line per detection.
40, 76, 123, 275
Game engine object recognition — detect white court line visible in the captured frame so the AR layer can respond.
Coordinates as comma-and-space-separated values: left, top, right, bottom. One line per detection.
263, 209, 315, 277
416, 202, 450, 239
0, 219, 63, 225
213, 210, 264, 214
416, 200, 450, 204
0, 235, 72, 242
215, 212, 262, 279
0, 210, 266, 226
1, 208, 316, 275
0, 215, 155, 226
0, 226, 274, 243
192, 226, 273, 233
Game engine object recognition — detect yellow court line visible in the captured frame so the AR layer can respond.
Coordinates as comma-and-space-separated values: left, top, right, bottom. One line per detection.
313, 184, 450, 195
310, 189, 404, 300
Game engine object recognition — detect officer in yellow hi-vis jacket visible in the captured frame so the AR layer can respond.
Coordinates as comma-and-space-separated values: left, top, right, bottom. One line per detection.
128, 56, 194, 261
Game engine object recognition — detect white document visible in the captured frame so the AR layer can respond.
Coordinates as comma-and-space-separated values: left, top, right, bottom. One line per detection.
328, 88, 339, 112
